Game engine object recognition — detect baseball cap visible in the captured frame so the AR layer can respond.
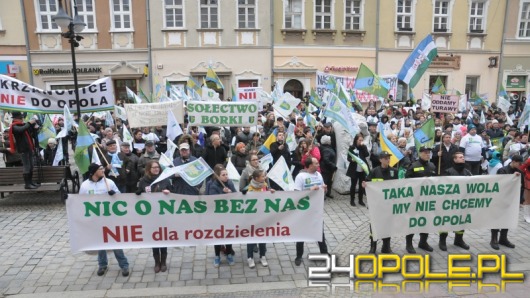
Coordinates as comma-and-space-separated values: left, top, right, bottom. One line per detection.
121, 142, 131, 147
179, 143, 190, 150
379, 151, 392, 159
419, 146, 432, 152
145, 140, 154, 146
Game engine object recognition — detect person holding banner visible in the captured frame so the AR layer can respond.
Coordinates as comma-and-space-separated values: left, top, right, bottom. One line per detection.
362, 151, 397, 254
79, 163, 129, 277
347, 134, 370, 206
405, 146, 437, 253
492, 154, 523, 249
438, 152, 472, 251
8, 111, 40, 189
172, 143, 201, 195
136, 160, 172, 273
206, 164, 237, 267
245, 169, 275, 268
293, 157, 329, 266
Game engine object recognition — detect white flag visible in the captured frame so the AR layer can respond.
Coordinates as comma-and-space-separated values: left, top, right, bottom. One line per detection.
273, 93, 300, 119
126, 87, 142, 104
166, 110, 183, 142
52, 139, 64, 166
421, 93, 432, 110
459, 94, 467, 112
201, 86, 221, 101
497, 96, 511, 113
506, 114, 514, 126
480, 110, 486, 124
159, 153, 174, 169
164, 139, 177, 159
226, 158, 241, 184
91, 145, 101, 165
267, 156, 295, 191
259, 153, 274, 171
285, 124, 297, 152
123, 126, 134, 144
114, 105, 128, 120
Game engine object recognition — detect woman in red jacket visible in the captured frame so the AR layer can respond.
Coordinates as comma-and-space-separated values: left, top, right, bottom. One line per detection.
519, 156, 530, 223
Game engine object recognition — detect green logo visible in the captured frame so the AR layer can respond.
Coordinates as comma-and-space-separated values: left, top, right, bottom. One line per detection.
280, 101, 290, 110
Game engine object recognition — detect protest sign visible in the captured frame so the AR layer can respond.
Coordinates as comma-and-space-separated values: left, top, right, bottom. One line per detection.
66, 189, 324, 252
0, 75, 114, 114
124, 101, 184, 128
237, 87, 261, 101
187, 101, 258, 127
316, 71, 380, 102
431, 94, 459, 113
365, 175, 520, 239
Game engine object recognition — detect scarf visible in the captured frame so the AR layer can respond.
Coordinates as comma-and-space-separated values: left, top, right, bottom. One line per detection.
9, 119, 34, 154
249, 179, 266, 191
244, 161, 262, 174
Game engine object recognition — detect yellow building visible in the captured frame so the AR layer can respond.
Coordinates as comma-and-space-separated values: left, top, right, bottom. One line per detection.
0, 0, 31, 83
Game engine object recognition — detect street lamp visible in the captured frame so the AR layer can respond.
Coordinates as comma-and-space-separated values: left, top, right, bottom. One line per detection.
52, 0, 86, 118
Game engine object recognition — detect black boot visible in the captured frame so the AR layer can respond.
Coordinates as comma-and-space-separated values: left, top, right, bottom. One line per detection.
29, 171, 41, 187
418, 233, 433, 252
24, 174, 37, 189
153, 253, 161, 273
350, 198, 356, 207
381, 238, 392, 254
405, 234, 416, 254
454, 232, 470, 250
368, 237, 377, 254
359, 198, 366, 206
499, 229, 515, 248
160, 251, 168, 272
490, 230, 499, 250
438, 233, 448, 251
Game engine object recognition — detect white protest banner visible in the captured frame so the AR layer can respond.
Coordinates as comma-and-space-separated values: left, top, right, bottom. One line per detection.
365, 175, 520, 239
237, 87, 261, 101
124, 101, 184, 128
187, 101, 258, 127
430, 94, 459, 113
316, 71, 379, 102
66, 189, 324, 252
497, 96, 511, 113
0, 75, 114, 114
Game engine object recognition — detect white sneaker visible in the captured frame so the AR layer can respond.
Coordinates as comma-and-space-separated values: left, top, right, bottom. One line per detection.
260, 256, 268, 267
248, 258, 255, 268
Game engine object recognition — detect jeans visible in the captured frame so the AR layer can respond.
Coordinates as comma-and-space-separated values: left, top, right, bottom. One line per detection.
247, 243, 266, 258
98, 250, 129, 269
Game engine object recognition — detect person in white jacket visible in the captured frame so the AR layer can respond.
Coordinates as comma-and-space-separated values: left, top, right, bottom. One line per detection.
79, 163, 129, 277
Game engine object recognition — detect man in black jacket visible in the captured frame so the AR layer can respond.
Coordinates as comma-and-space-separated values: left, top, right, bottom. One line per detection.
319, 135, 337, 198
491, 154, 523, 249
8, 111, 40, 189
405, 146, 437, 253
439, 152, 472, 251
432, 133, 459, 175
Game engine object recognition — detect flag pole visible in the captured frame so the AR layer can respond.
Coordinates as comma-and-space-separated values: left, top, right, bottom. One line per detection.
437, 144, 442, 175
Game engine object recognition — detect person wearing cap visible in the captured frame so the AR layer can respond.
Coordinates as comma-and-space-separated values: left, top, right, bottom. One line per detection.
172, 142, 202, 195
119, 141, 140, 193
492, 154, 523, 249
438, 152, 473, 251
405, 145, 437, 253
0, 128, 23, 167
487, 119, 504, 139
459, 124, 485, 175
362, 150, 397, 254
8, 111, 40, 189
79, 163, 129, 277
138, 140, 161, 177
43, 138, 58, 166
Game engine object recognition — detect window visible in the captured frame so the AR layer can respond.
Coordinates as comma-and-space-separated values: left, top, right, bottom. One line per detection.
238, 0, 256, 29
111, 0, 132, 30
345, 0, 362, 30
285, 0, 303, 29
164, 0, 184, 28
469, 0, 485, 32
433, 0, 449, 31
36, 0, 59, 31
75, 0, 96, 31
465, 76, 479, 98
519, 1, 530, 37
315, 0, 332, 29
396, 0, 413, 30
114, 79, 137, 102
200, 0, 219, 29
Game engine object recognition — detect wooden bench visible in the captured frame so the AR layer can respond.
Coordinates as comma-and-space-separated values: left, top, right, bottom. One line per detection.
0, 166, 80, 202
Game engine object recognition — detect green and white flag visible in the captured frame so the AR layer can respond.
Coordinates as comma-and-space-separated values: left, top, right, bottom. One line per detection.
347, 151, 369, 175
397, 35, 438, 88
38, 115, 56, 149
273, 92, 300, 119
202, 86, 221, 101
268, 156, 295, 191
323, 94, 359, 137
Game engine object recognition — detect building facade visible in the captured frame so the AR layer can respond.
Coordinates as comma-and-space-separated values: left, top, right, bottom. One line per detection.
501, 0, 530, 102
0, 0, 31, 83
23, 0, 149, 104
149, 0, 273, 99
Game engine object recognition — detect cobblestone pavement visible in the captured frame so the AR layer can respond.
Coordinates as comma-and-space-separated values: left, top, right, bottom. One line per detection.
1, 189, 530, 297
